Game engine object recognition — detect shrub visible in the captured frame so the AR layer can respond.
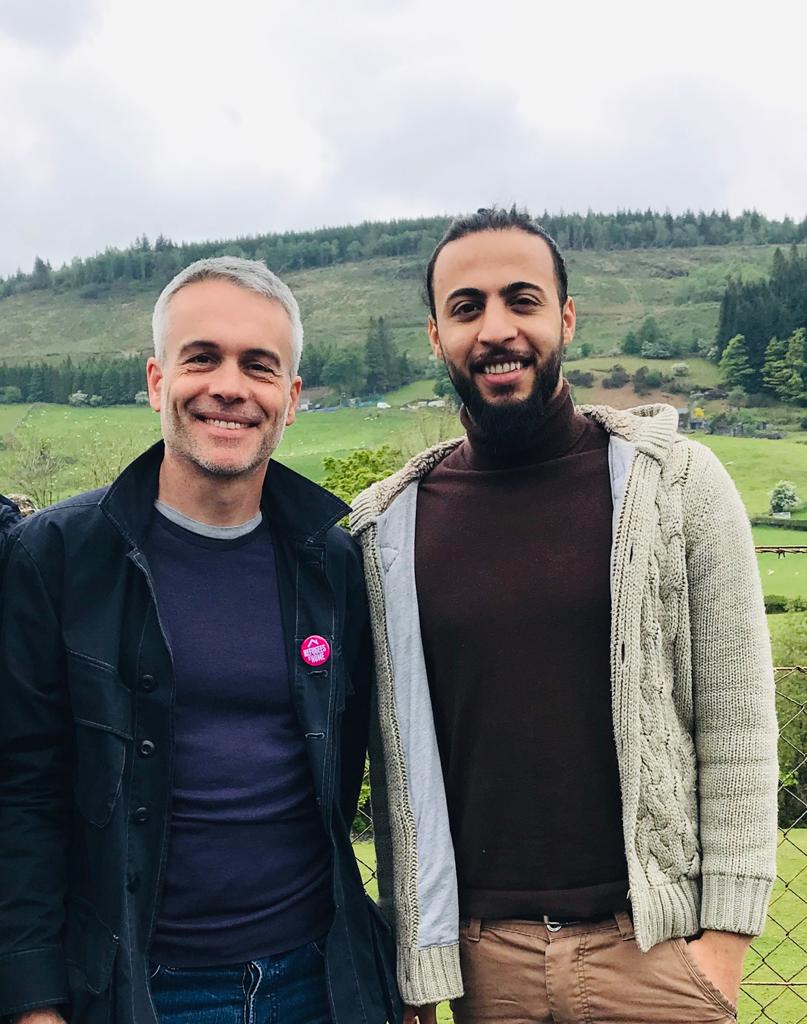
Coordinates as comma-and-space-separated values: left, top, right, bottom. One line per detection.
770, 481, 800, 515
602, 365, 631, 389
0, 385, 23, 403
322, 446, 403, 507
634, 366, 665, 396
566, 369, 595, 388
765, 594, 790, 614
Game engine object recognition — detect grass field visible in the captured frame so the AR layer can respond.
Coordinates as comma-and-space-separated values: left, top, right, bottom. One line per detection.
695, 436, 807, 518
353, 836, 807, 1024
5, 402, 807, 511
753, 528, 807, 601
570, 354, 723, 388
0, 402, 460, 500
0, 245, 798, 364
769, 613, 807, 666
3, 403, 807, 598
383, 379, 440, 406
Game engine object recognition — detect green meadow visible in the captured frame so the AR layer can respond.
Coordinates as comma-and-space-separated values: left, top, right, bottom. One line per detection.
2, 402, 807, 600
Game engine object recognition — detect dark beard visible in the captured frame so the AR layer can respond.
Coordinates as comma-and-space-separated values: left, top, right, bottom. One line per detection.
446, 343, 564, 453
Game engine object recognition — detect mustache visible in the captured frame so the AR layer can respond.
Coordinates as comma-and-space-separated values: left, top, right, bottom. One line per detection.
186, 402, 264, 424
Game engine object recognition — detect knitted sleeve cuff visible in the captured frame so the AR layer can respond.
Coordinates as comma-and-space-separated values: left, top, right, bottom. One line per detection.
700, 873, 775, 936
398, 941, 463, 1006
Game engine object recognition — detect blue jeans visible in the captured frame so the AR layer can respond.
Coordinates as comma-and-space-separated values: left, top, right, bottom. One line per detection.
149, 938, 332, 1024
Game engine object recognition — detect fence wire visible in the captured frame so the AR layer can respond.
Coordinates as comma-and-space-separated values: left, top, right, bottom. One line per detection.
741, 666, 807, 1023
351, 666, 807, 1024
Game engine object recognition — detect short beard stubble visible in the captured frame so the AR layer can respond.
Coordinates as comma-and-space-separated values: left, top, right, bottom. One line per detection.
163, 404, 288, 479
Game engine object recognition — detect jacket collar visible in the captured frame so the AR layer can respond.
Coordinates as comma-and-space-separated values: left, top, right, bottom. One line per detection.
100, 441, 349, 548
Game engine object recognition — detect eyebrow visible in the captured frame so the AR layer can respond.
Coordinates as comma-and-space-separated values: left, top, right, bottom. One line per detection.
178, 339, 282, 368
444, 280, 547, 308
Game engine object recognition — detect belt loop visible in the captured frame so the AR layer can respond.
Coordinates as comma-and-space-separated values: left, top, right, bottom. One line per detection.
615, 910, 634, 941
467, 918, 481, 942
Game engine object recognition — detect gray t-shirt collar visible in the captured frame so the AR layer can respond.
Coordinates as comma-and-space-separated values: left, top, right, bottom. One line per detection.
154, 500, 263, 540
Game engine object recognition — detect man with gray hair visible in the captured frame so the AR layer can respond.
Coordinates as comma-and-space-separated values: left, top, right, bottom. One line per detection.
0, 258, 399, 1024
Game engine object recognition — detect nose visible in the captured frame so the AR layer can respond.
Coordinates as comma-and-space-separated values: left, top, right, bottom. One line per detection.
477, 298, 518, 345
208, 359, 248, 402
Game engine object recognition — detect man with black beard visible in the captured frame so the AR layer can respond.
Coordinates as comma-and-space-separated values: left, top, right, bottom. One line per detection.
351, 208, 777, 1024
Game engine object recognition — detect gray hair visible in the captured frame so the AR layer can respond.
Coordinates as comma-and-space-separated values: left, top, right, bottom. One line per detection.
151, 256, 304, 373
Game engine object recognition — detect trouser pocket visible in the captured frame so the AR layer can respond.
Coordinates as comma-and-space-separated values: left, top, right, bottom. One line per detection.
579, 929, 737, 1023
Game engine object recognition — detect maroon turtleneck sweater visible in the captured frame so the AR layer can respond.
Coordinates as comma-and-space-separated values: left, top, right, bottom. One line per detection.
414, 383, 629, 920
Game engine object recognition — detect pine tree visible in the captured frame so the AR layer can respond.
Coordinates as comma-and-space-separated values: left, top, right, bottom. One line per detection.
364, 318, 388, 394
31, 256, 52, 290
780, 328, 807, 405
719, 334, 757, 392
26, 366, 46, 402
763, 336, 790, 396
377, 317, 401, 391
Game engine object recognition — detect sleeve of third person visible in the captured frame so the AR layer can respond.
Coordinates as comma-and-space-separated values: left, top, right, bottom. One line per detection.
0, 530, 72, 1017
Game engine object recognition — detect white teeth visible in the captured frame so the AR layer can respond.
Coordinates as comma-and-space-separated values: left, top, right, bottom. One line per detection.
482, 361, 522, 375
204, 418, 248, 430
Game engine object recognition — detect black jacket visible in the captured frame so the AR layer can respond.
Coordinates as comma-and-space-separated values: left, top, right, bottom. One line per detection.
0, 444, 400, 1024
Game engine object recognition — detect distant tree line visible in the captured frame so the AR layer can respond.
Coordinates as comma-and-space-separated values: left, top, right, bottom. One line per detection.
299, 317, 419, 398
4, 209, 807, 300
716, 246, 807, 402
0, 356, 146, 405
0, 318, 423, 406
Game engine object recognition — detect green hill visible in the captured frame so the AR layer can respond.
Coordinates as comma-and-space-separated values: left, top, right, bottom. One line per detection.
0, 244, 791, 367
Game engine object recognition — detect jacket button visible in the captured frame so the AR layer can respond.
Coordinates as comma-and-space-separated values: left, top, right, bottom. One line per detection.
138, 740, 156, 758
132, 806, 150, 824
140, 674, 157, 692
126, 873, 140, 893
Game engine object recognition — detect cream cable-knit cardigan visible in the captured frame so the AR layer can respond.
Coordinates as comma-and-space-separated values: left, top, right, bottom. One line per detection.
351, 403, 778, 1006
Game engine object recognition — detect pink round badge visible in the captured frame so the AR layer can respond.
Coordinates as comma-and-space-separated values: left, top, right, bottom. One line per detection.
300, 635, 331, 667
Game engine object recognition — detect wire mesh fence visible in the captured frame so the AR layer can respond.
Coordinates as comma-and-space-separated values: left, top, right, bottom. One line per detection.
351, 666, 807, 1024
741, 666, 807, 1023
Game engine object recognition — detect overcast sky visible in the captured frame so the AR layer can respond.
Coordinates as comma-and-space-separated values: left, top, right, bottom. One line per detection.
1, 0, 805, 277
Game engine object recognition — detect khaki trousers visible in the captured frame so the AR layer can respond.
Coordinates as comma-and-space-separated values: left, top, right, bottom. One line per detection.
451, 913, 737, 1024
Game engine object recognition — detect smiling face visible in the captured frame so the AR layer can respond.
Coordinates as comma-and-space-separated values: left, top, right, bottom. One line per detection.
427, 228, 576, 444
146, 278, 301, 480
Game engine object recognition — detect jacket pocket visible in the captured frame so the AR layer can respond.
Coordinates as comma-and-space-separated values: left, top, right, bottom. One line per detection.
67, 652, 132, 827
64, 896, 119, 994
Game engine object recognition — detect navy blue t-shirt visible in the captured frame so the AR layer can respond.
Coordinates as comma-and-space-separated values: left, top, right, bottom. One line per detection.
145, 509, 333, 966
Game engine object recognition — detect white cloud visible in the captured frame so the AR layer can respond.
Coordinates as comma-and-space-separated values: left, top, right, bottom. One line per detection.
0, 0, 805, 276
0, 0, 100, 52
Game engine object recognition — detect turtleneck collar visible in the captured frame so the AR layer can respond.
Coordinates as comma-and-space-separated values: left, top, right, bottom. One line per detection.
459, 379, 589, 470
